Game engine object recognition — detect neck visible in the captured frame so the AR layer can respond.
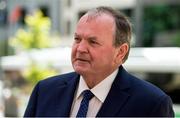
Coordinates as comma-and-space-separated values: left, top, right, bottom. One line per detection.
82, 69, 117, 89
83, 76, 103, 89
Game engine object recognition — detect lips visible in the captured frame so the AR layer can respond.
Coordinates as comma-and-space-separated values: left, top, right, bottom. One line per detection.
76, 58, 89, 62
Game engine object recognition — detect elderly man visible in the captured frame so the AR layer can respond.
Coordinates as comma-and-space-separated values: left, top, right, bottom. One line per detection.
24, 6, 174, 117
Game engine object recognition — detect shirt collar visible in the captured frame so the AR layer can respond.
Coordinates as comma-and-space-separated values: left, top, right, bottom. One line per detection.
76, 76, 89, 100
75, 69, 118, 103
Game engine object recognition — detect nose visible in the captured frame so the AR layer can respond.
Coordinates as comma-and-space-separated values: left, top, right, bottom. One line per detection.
77, 40, 88, 53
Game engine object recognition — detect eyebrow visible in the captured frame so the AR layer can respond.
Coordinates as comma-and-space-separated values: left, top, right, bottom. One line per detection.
88, 36, 97, 40
74, 33, 79, 37
74, 33, 97, 40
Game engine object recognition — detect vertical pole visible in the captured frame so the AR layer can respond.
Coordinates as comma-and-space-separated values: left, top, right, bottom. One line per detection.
135, 0, 143, 47
0, 58, 4, 117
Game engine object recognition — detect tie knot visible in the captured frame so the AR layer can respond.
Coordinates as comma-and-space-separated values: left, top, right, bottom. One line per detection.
82, 90, 94, 100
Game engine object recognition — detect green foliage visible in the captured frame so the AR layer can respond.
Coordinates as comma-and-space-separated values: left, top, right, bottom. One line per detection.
0, 40, 7, 56
10, 10, 52, 50
143, 4, 180, 47
172, 31, 180, 47
24, 62, 58, 85
9, 10, 58, 85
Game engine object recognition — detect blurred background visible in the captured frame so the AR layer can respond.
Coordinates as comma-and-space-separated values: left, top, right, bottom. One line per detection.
0, 0, 180, 117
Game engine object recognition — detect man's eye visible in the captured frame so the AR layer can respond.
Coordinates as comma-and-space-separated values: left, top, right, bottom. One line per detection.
90, 40, 98, 44
74, 38, 81, 43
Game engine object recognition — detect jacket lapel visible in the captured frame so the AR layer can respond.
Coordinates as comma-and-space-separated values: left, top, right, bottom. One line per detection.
96, 66, 131, 117
54, 73, 80, 117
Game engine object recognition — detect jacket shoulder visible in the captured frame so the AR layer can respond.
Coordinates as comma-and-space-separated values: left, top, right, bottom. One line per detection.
129, 74, 168, 100
37, 72, 78, 89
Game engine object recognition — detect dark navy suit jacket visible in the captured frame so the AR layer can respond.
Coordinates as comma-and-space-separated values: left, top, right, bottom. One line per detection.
24, 66, 174, 117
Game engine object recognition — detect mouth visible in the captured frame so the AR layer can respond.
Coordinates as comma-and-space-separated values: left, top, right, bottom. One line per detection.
76, 58, 89, 62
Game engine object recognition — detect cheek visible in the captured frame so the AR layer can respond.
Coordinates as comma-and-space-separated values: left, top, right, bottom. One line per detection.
102, 49, 116, 62
71, 46, 77, 59
92, 49, 115, 63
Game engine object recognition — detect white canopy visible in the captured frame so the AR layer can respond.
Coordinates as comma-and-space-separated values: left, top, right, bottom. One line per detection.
1, 47, 180, 73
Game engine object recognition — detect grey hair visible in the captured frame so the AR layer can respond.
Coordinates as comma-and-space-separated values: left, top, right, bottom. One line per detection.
86, 6, 132, 63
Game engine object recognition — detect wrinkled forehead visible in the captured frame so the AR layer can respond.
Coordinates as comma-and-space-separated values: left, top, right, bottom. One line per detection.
75, 13, 116, 40
77, 12, 115, 30
81, 11, 114, 23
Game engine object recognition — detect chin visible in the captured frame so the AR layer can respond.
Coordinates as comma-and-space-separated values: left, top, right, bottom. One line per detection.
74, 66, 88, 75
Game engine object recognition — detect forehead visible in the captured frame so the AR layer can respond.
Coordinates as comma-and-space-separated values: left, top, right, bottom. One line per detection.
75, 13, 115, 36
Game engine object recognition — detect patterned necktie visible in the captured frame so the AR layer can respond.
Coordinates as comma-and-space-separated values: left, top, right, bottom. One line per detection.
76, 90, 94, 117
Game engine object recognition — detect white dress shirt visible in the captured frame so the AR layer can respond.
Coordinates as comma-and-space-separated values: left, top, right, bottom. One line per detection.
70, 69, 118, 117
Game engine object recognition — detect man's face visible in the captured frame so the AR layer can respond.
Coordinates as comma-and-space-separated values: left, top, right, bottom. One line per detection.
71, 14, 121, 77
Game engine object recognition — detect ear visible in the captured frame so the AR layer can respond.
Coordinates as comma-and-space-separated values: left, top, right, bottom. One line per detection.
114, 43, 129, 64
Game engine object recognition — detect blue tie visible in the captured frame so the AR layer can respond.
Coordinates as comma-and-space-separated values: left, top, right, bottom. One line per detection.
76, 90, 94, 117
